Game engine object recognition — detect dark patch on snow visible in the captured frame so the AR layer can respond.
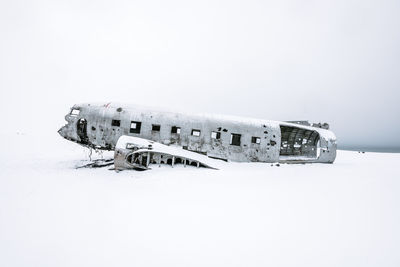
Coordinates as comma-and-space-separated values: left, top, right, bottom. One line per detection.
76, 159, 114, 169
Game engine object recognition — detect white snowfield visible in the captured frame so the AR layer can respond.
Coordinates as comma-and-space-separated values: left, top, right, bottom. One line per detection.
1, 132, 400, 267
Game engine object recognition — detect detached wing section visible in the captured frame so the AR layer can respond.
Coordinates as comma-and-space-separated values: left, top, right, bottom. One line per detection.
114, 135, 219, 171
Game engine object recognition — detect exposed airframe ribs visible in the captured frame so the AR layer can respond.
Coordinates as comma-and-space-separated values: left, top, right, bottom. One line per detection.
114, 136, 220, 171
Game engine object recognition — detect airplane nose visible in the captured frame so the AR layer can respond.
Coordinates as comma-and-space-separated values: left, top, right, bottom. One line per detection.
58, 126, 67, 138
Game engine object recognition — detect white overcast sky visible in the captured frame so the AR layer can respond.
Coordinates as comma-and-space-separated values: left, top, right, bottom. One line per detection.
1, 0, 399, 150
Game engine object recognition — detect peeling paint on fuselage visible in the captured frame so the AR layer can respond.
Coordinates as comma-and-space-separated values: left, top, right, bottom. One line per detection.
58, 103, 337, 163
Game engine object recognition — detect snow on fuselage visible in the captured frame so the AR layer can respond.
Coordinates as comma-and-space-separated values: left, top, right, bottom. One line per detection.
58, 103, 337, 163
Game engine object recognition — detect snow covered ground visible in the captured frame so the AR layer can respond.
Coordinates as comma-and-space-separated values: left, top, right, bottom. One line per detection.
1, 132, 400, 267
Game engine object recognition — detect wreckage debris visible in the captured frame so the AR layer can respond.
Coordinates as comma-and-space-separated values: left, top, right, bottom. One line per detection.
76, 158, 114, 169
114, 136, 219, 171
58, 102, 337, 171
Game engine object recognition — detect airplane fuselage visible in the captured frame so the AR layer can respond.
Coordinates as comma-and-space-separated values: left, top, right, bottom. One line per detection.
58, 103, 337, 163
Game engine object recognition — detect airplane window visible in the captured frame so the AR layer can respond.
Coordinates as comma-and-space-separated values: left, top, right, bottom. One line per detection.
211, 131, 221, 139
171, 126, 181, 134
152, 124, 161, 131
130, 121, 141, 134
112, 120, 120, 127
191, 129, 201, 137
70, 109, 80, 116
252, 137, 261, 144
230, 133, 241, 146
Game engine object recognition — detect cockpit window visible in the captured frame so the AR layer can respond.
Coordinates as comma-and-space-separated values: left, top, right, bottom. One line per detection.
70, 109, 80, 116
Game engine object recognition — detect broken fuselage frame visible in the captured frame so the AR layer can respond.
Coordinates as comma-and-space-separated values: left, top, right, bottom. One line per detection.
114, 136, 220, 170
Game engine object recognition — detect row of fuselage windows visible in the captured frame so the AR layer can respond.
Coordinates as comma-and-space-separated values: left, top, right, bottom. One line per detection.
111, 119, 262, 146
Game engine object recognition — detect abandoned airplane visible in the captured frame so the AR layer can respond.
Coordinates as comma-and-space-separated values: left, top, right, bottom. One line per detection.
58, 103, 337, 170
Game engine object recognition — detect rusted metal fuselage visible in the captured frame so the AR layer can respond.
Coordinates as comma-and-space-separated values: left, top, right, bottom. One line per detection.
58, 103, 337, 163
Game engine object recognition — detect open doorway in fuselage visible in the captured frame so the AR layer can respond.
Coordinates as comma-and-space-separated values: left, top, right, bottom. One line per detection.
77, 118, 89, 144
